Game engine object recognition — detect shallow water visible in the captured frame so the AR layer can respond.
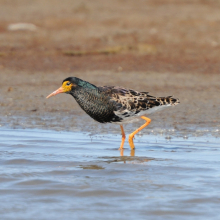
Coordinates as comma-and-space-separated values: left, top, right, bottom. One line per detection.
0, 128, 220, 220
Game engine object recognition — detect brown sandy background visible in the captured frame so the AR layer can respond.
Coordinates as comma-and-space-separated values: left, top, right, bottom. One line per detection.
0, 0, 219, 134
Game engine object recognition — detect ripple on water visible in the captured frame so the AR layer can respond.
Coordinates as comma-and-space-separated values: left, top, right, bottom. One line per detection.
0, 128, 220, 220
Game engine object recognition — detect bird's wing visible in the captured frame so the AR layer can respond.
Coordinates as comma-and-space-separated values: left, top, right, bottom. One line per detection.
98, 86, 163, 113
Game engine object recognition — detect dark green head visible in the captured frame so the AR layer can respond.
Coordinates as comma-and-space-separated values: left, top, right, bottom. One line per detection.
46, 77, 97, 99
63, 77, 97, 90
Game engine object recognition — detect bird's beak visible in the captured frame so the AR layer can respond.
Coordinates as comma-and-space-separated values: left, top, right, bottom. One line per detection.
46, 86, 65, 99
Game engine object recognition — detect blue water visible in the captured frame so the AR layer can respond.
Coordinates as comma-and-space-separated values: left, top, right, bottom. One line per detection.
0, 128, 220, 220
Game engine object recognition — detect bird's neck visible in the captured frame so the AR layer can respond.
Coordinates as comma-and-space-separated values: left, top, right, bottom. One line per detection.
69, 79, 98, 104
70, 86, 100, 106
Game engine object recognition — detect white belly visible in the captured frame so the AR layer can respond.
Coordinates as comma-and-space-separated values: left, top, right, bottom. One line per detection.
113, 104, 171, 125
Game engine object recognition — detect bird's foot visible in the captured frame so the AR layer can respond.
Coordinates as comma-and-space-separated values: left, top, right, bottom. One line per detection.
118, 145, 124, 150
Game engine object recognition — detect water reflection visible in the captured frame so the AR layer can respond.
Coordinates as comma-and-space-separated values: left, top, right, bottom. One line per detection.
0, 128, 220, 220
120, 149, 135, 156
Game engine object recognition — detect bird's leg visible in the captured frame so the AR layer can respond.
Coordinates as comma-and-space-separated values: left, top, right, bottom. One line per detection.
128, 116, 151, 149
118, 125, 126, 150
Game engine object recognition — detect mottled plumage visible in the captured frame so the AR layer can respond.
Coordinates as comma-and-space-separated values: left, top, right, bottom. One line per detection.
47, 77, 180, 150
98, 86, 179, 124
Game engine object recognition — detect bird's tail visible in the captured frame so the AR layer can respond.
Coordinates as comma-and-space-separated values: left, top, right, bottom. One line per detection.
156, 96, 180, 106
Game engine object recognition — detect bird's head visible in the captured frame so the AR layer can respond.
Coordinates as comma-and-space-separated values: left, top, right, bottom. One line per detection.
46, 77, 77, 99
46, 77, 97, 99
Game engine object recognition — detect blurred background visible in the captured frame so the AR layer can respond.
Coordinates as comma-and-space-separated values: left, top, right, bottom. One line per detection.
0, 0, 219, 132
1, 0, 220, 72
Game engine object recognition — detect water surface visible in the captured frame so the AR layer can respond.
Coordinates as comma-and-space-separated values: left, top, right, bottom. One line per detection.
0, 128, 220, 220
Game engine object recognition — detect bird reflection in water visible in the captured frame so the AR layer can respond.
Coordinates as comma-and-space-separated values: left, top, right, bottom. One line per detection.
120, 149, 135, 157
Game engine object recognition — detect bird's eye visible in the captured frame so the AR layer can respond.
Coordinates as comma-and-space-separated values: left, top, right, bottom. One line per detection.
66, 82, 71, 86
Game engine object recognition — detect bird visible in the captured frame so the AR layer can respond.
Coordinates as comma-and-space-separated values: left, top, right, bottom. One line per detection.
46, 77, 179, 150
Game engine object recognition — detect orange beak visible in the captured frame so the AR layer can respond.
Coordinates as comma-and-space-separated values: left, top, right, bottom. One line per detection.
46, 86, 65, 99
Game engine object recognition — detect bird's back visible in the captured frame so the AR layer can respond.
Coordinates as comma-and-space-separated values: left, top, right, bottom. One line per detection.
98, 86, 180, 123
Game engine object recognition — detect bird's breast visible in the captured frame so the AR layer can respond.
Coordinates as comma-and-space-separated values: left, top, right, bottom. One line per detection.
71, 89, 122, 123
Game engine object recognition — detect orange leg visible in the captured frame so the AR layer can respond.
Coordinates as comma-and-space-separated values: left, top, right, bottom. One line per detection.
128, 116, 151, 149
118, 125, 126, 150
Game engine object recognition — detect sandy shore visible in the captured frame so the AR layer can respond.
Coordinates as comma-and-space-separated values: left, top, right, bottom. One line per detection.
0, 0, 219, 135
0, 70, 219, 136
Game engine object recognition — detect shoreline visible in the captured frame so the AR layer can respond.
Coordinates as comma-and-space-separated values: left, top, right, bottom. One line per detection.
0, 70, 219, 138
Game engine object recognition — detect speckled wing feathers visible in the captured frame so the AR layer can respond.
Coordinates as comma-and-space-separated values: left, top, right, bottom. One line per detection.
98, 86, 179, 123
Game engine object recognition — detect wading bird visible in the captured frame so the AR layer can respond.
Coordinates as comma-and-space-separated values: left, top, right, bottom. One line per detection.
47, 77, 179, 150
